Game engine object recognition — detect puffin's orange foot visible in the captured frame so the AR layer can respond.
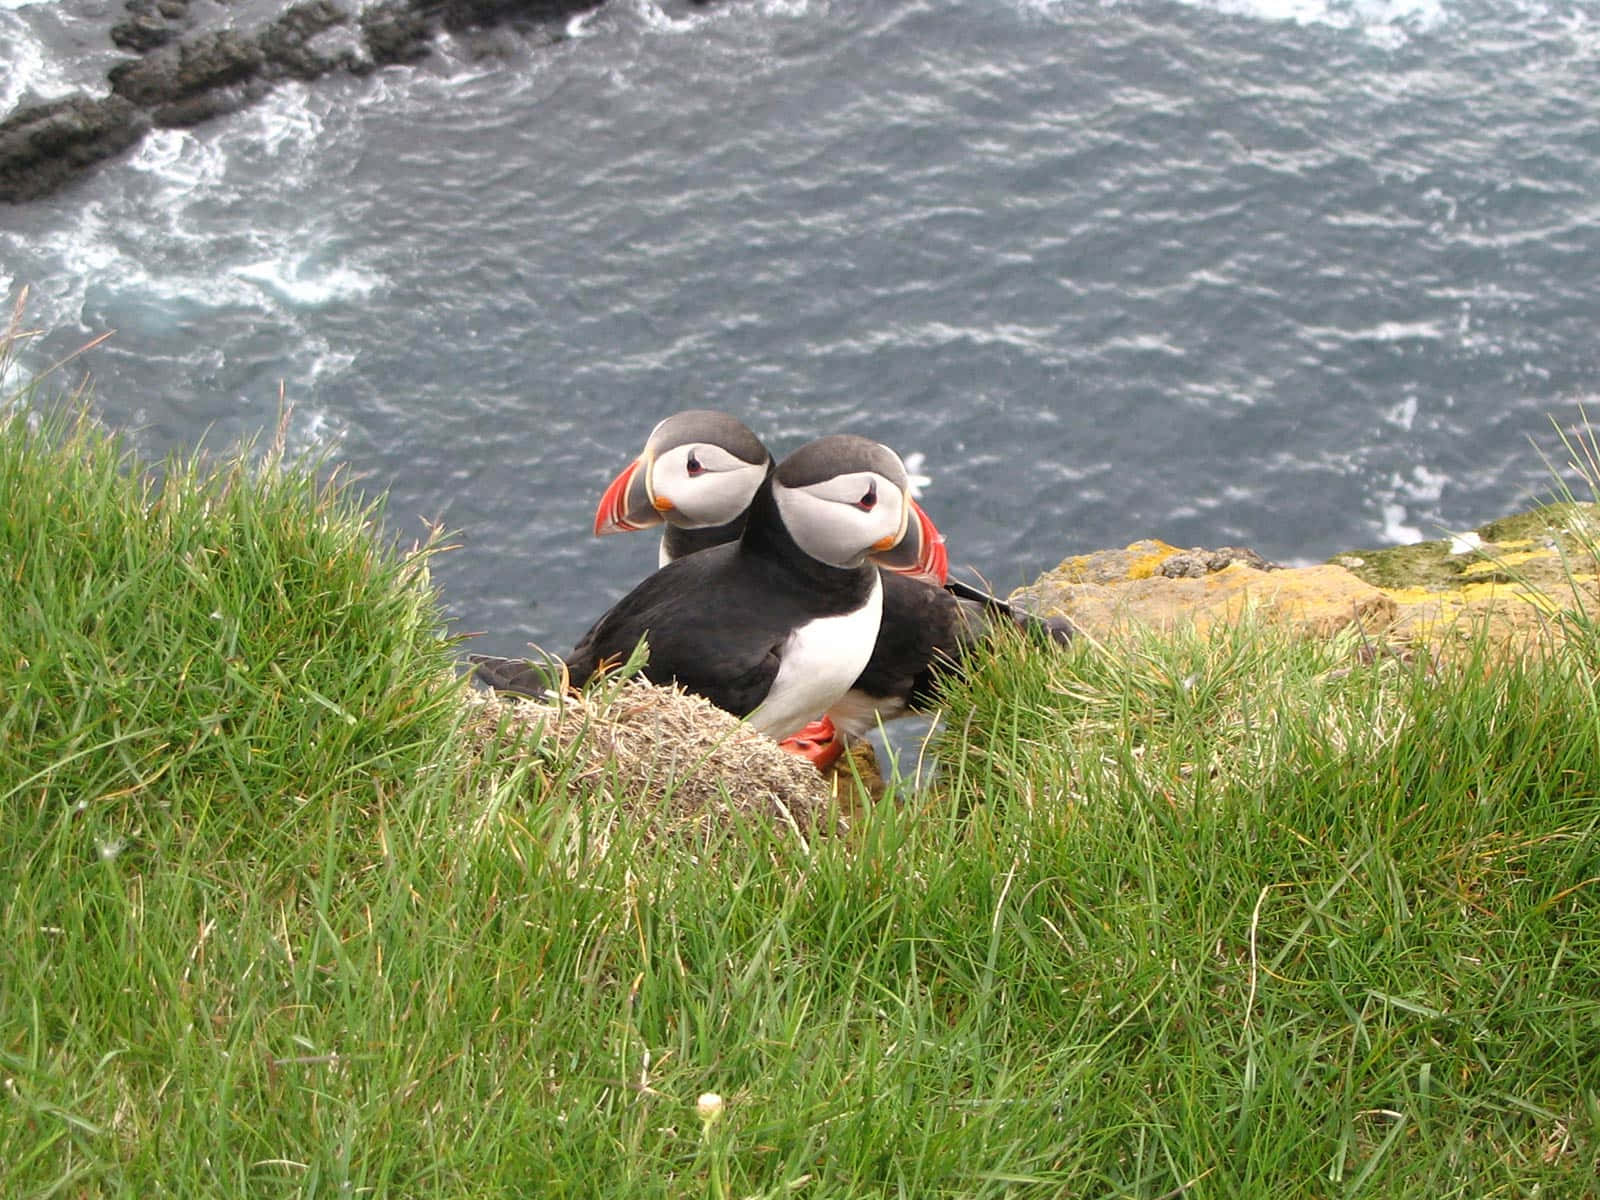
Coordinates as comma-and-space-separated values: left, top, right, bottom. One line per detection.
778, 717, 844, 770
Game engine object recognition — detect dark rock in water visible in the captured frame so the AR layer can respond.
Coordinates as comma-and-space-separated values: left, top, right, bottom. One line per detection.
257, 0, 357, 80
109, 30, 266, 107
152, 81, 271, 128
4, 0, 618, 201
441, 0, 605, 34
356, 1, 434, 70
110, 0, 194, 52
0, 95, 151, 202
112, 15, 181, 52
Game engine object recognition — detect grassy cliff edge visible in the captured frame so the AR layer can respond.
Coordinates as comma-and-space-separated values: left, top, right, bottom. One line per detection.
3, 395, 1598, 1196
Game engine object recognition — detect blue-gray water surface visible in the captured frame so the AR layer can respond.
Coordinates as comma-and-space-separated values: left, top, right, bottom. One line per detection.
4, 0, 1600, 662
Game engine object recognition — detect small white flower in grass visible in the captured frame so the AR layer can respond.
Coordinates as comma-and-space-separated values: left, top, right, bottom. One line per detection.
697, 1091, 730, 1198
97, 836, 126, 862
697, 1091, 724, 1128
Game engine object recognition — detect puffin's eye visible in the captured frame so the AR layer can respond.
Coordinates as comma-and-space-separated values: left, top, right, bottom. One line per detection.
857, 484, 877, 511
686, 450, 704, 476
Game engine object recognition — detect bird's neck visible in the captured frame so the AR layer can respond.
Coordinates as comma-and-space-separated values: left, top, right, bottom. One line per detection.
662, 515, 748, 562
739, 478, 876, 604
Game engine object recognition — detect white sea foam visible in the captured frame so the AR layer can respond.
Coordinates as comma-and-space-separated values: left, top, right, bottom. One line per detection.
901, 450, 932, 499
1402, 464, 1449, 503
566, 8, 602, 37
286, 406, 343, 455
1384, 394, 1419, 431
1041, 0, 1452, 47
12, 195, 253, 324
237, 84, 328, 164
0, 11, 76, 109
1381, 500, 1423, 543
1215, 0, 1446, 38
127, 127, 230, 195
232, 259, 383, 307
631, 0, 711, 33
1379, 464, 1450, 543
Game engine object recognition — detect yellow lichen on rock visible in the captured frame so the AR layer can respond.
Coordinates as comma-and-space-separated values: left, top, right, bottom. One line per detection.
1011, 501, 1600, 658
1338, 503, 1600, 655
1045, 539, 1183, 585
1015, 552, 1393, 641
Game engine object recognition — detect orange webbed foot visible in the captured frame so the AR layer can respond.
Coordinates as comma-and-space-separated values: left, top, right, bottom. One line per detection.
777, 717, 844, 770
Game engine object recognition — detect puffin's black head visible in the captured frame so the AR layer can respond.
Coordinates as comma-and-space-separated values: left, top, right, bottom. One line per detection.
595, 409, 771, 536
769, 435, 948, 584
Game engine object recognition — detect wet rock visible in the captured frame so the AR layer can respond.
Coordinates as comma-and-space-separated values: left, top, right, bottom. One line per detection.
0, 95, 151, 203
440, 0, 605, 34
111, 15, 181, 52
356, 1, 433, 70
257, 0, 356, 81
152, 81, 271, 127
109, 30, 266, 107
110, 0, 192, 53
4, 0, 627, 202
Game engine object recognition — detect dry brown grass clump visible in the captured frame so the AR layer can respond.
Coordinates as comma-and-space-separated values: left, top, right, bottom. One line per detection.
461, 676, 842, 843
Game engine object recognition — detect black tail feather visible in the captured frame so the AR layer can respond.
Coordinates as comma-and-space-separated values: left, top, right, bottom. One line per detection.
944, 578, 1073, 647
466, 652, 559, 700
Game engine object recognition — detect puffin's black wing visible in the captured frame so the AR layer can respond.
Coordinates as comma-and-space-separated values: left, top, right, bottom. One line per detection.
466, 654, 556, 699
849, 574, 981, 713
852, 574, 1074, 716
565, 545, 805, 720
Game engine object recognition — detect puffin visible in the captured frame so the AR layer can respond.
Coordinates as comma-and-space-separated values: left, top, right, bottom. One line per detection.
593, 408, 771, 565
585, 410, 1072, 762
472, 434, 947, 751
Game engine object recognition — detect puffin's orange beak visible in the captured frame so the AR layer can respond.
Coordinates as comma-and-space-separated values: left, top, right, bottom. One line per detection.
871, 499, 948, 585
594, 456, 663, 536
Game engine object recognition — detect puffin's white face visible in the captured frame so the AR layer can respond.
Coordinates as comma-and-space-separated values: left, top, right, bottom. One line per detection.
772, 468, 909, 570
595, 410, 770, 538
649, 442, 769, 529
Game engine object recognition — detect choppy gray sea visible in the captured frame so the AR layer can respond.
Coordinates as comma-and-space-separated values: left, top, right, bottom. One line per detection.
5, 0, 1600, 659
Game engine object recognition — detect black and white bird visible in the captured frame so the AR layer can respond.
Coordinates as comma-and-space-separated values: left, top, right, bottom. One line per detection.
473, 434, 946, 756
594, 408, 770, 564
583, 410, 1072, 760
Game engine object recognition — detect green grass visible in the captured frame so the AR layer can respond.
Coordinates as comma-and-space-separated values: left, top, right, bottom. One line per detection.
4, 349, 1600, 1194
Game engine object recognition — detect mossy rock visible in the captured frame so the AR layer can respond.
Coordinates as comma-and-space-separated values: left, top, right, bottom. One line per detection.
1331, 502, 1600, 594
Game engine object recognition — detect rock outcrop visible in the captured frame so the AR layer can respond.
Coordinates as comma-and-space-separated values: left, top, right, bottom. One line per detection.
0, 95, 152, 204
1014, 503, 1600, 657
1, 0, 611, 202
1014, 538, 1397, 640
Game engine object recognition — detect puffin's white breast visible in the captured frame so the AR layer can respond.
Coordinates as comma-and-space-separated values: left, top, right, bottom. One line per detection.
746, 574, 883, 740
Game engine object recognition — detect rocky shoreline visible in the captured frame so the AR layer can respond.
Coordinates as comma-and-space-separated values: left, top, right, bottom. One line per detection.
1, 0, 710, 203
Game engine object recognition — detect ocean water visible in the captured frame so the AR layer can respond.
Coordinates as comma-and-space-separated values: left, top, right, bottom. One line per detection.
4, 0, 1600, 661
